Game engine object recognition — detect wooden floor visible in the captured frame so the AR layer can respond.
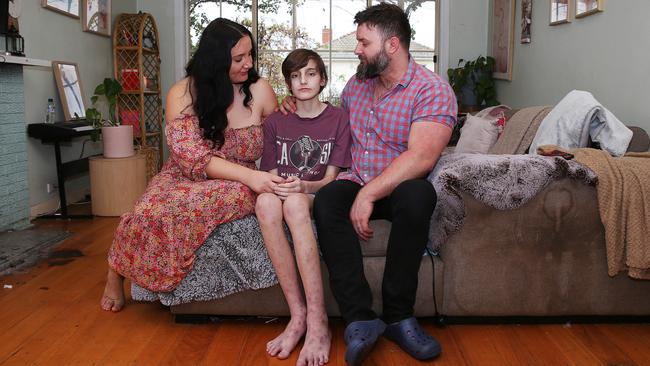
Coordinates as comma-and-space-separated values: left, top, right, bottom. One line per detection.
1, 217, 649, 365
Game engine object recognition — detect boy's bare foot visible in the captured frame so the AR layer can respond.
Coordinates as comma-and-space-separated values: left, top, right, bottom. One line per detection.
100, 268, 125, 312
297, 314, 331, 366
266, 316, 307, 359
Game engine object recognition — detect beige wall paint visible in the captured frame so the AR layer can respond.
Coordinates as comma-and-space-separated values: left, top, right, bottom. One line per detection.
448, 0, 489, 72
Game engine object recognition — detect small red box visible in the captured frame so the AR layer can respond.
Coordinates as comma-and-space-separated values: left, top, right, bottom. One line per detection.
121, 69, 139, 91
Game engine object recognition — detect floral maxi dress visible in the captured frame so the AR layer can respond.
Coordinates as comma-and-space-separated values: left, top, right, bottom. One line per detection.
108, 114, 263, 292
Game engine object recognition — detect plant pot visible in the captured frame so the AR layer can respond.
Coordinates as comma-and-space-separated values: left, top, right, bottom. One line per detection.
102, 125, 134, 158
459, 70, 483, 109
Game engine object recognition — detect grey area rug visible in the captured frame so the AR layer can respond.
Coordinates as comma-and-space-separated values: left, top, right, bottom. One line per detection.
0, 228, 71, 275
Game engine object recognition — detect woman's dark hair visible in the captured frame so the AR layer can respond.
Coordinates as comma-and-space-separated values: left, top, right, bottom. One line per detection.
354, 3, 411, 49
281, 49, 328, 94
185, 18, 259, 147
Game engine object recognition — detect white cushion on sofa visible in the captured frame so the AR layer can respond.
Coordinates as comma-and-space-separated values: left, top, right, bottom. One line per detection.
454, 114, 500, 154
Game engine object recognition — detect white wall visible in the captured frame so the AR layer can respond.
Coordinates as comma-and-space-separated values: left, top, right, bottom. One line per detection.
22, 0, 137, 215
495, 0, 649, 131
447, 0, 489, 73
137, 0, 180, 103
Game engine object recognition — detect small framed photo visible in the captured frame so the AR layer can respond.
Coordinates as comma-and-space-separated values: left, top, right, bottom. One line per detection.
52, 61, 87, 121
41, 0, 80, 19
491, 0, 516, 80
521, 0, 532, 44
550, 0, 570, 25
576, 0, 603, 18
82, 0, 111, 37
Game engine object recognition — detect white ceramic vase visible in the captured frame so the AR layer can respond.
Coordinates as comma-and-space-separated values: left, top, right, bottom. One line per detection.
102, 125, 134, 158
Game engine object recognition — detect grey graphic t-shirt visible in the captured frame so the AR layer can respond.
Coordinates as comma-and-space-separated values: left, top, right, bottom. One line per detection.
260, 103, 351, 181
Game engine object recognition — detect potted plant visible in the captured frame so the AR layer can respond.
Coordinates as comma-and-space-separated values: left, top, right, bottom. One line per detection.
447, 56, 499, 112
85, 78, 134, 158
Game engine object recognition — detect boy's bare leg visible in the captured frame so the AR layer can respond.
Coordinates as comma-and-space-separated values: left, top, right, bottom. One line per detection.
256, 193, 307, 359
283, 194, 331, 366
100, 266, 125, 312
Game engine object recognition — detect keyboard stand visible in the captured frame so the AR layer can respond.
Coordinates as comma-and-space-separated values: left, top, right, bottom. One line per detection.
27, 122, 97, 220
37, 142, 94, 219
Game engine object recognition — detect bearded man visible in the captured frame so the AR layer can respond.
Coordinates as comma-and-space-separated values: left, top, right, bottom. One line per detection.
316, 3, 458, 365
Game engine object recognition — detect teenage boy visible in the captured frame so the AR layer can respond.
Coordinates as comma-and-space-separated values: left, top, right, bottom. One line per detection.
256, 48, 351, 366
281, 4, 457, 365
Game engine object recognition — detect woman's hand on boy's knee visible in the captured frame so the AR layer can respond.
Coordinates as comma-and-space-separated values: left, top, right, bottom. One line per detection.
247, 171, 285, 194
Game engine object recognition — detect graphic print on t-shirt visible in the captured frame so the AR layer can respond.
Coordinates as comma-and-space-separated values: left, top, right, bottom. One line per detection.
290, 135, 322, 175
276, 134, 334, 179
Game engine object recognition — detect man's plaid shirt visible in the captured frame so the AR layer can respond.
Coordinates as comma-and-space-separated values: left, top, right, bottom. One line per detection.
338, 57, 457, 185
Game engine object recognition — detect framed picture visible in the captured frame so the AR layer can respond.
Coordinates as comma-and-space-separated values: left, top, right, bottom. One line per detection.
82, 0, 111, 37
576, 0, 603, 18
41, 0, 80, 19
491, 0, 515, 80
52, 61, 87, 121
521, 0, 532, 44
550, 0, 571, 25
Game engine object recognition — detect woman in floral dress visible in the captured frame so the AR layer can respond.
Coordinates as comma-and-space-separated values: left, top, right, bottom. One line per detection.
100, 18, 280, 312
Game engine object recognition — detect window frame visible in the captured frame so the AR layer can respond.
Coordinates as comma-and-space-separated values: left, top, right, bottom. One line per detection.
178, 0, 448, 84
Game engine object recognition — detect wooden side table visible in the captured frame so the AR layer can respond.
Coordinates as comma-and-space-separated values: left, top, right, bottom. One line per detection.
89, 154, 147, 216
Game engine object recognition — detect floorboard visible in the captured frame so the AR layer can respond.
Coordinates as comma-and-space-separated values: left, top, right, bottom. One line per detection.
0, 217, 648, 365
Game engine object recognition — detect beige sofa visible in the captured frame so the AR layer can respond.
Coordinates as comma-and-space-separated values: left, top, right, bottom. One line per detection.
171, 113, 650, 320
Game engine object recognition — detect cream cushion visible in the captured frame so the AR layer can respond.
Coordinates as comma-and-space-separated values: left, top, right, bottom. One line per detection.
454, 114, 500, 154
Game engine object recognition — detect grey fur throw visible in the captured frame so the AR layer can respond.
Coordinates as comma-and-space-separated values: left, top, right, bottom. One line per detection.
426, 153, 597, 252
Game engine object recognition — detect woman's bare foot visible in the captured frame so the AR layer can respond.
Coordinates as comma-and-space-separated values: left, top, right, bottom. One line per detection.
100, 267, 125, 312
297, 314, 331, 366
266, 316, 307, 359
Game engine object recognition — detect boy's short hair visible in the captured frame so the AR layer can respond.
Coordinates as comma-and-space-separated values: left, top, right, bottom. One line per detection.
282, 49, 328, 93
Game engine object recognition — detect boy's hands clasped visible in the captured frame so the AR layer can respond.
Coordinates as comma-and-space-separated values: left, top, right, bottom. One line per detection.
248, 171, 306, 200
273, 176, 305, 200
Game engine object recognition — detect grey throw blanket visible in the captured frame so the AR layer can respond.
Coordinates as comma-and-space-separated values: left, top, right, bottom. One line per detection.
131, 214, 278, 306
426, 153, 597, 252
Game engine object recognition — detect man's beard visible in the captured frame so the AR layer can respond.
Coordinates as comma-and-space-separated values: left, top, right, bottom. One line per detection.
356, 48, 390, 81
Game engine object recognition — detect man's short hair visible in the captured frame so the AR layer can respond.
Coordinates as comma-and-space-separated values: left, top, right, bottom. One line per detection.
282, 49, 328, 93
354, 3, 411, 50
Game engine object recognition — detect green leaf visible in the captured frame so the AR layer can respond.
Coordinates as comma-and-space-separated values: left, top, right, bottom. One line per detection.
94, 83, 106, 95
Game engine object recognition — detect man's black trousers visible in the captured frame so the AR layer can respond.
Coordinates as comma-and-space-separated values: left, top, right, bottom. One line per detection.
313, 178, 437, 324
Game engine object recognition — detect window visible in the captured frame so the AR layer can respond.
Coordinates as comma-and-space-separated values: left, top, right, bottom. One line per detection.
187, 0, 438, 104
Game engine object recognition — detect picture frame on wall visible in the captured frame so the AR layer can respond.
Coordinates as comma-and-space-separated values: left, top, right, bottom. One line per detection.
52, 61, 87, 121
521, 0, 532, 44
41, 0, 80, 19
576, 0, 603, 18
550, 0, 570, 25
491, 0, 515, 80
82, 0, 111, 37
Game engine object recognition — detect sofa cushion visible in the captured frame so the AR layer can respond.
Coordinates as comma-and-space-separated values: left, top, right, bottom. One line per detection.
627, 126, 650, 152
454, 114, 500, 154
361, 220, 393, 257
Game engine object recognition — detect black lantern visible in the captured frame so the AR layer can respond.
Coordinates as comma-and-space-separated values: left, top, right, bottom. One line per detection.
5, 25, 24, 56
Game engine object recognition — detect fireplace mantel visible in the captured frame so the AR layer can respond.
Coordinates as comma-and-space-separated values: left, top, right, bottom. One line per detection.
0, 54, 50, 67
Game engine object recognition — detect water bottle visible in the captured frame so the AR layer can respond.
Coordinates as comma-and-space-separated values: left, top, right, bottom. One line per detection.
45, 98, 56, 124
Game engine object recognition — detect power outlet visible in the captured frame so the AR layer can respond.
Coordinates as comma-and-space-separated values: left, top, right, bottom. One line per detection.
46, 183, 56, 194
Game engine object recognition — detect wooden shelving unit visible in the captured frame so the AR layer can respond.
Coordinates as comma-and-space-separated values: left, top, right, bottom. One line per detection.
113, 12, 163, 179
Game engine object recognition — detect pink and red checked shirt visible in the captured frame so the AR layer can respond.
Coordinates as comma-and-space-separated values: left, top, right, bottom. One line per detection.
337, 57, 457, 185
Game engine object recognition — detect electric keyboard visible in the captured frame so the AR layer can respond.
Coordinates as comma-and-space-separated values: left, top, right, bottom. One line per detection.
27, 120, 95, 142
